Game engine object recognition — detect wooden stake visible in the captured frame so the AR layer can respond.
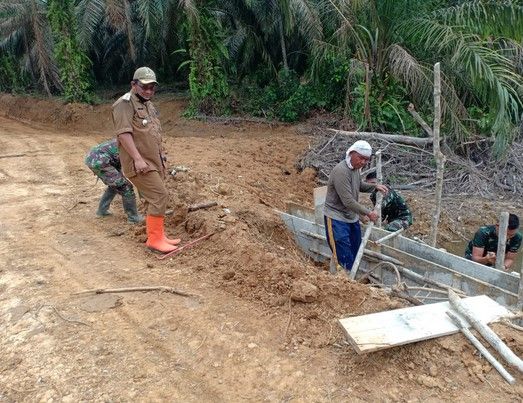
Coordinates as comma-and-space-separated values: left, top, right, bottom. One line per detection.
517, 255, 523, 310
375, 150, 383, 228
448, 290, 523, 373
446, 310, 515, 384
495, 212, 509, 271
428, 62, 446, 247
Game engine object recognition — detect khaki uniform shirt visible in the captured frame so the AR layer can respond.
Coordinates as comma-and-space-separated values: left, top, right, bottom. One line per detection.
112, 92, 164, 178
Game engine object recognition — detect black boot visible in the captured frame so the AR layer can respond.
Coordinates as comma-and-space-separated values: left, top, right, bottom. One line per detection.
96, 187, 117, 217
122, 194, 144, 224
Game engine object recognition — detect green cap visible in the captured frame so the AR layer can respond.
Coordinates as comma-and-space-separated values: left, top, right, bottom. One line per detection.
133, 67, 158, 84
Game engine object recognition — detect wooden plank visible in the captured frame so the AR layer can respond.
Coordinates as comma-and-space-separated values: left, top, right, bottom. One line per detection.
313, 186, 327, 225
338, 295, 510, 354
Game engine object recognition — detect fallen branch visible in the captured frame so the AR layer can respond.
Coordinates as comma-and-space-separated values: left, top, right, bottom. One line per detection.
447, 310, 515, 385
188, 201, 218, 212
0, 153, 27, 159
73, 286, 196, 298
500, 318, 523, 332
325, 128, 433, 147
408, 103, 433, 137
448, 290, 523, 373
157, 233, 215, 260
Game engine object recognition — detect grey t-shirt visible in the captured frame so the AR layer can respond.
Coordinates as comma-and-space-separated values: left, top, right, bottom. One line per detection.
323, 160, 375, 223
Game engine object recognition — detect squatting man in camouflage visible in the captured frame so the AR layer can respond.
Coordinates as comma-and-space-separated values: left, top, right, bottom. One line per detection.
85, 138, 144, 224
323, 140, 388, 272
464, 213, 522, 271
365, 171, 413, 231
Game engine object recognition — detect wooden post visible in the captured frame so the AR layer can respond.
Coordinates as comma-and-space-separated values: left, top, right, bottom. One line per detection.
495, 212, 509, 271
517, 255, 523, 310
349, 224, 374, 280
448, 290, 523, 373
446, 310, 515, 384
375, 150, 383, 228
428, 62, 446, 247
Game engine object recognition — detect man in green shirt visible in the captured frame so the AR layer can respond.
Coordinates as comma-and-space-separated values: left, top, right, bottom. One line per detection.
464, 214, 522, 270
365, 171, 413, 231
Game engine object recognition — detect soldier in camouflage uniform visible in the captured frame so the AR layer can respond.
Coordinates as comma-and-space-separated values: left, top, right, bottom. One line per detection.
464, 213, 521, 270
365, 172, 413, 231
84, 138, 144, 224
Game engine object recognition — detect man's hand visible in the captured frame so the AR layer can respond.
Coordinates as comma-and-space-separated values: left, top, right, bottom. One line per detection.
360, 215, 370, 224
134, 158, 148, 174
367, 210, 379, 223
486, 251, 496, 265
376, 184, 388, 194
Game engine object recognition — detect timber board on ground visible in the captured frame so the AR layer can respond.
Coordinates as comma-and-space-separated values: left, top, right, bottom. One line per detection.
338, 295, 510, 354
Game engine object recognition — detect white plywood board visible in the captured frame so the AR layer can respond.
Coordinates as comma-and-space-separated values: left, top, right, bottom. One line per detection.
339, 295, 510, 354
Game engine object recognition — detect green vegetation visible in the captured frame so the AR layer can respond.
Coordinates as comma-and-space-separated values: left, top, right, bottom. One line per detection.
47, 0, 93, 103
0, 0, 521, 153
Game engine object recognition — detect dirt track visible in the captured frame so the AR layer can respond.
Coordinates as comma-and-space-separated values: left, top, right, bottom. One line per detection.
1, 96, 522, 402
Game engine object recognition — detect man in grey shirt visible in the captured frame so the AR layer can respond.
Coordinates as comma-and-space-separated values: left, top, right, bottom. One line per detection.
324, 140, 387, 271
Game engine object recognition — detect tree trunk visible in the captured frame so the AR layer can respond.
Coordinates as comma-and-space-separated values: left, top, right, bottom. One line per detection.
278, 18, 288, 70
448, 290, 523, 374
344, 73, 352, 119
364, 64, 372, 129
325, 129, 433, 147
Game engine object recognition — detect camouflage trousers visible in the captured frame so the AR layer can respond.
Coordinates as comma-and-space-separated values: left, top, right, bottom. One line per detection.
85, 156, 134, 198
384, 217, 412, 232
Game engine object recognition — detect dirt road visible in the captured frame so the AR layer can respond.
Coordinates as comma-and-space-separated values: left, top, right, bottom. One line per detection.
1, 97, 522, 402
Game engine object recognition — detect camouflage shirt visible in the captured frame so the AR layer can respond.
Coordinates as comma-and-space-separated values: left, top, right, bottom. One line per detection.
85, 138, 120, 171
464, 225, 522, 261
370, 187, 413, 225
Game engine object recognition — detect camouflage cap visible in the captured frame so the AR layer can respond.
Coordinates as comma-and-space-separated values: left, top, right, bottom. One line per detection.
133, 67, 158, 85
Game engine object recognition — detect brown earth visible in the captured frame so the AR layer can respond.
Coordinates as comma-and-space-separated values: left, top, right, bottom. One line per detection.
0, 93, 522, 402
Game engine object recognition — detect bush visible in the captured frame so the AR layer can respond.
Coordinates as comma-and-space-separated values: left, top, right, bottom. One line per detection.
350, 78, 419, 134
237, 67, 345, 122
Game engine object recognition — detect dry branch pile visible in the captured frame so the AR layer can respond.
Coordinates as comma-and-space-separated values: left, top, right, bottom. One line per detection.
297, 129, 523, 199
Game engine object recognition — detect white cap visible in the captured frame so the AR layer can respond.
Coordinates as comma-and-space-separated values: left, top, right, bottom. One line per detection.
346, 140, 372, 158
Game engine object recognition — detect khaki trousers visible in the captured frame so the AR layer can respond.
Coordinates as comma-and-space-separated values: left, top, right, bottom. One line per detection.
129, 170, 168, 216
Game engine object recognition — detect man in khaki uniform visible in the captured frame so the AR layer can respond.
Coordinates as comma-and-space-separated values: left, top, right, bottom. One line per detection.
112, 67, 180, 253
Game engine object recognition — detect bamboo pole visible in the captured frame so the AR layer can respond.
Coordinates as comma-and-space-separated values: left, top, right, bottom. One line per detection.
495, 212, 509, 271
375, 228, 404, 244
446, 310, 516, 385
349, 224, 374, 280
428, 62, 446, 247
375, 150, 383, 228
448, 290, 523, 373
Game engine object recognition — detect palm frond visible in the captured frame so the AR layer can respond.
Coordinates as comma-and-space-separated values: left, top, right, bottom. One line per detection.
76, 0, 106, 49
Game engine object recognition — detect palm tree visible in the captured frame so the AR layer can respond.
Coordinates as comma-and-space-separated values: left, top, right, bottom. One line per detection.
313, 0, 523, 151
0, 0, 61, 95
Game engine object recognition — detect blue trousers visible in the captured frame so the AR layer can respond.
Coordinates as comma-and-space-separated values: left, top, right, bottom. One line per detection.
324, 216, 361, 271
